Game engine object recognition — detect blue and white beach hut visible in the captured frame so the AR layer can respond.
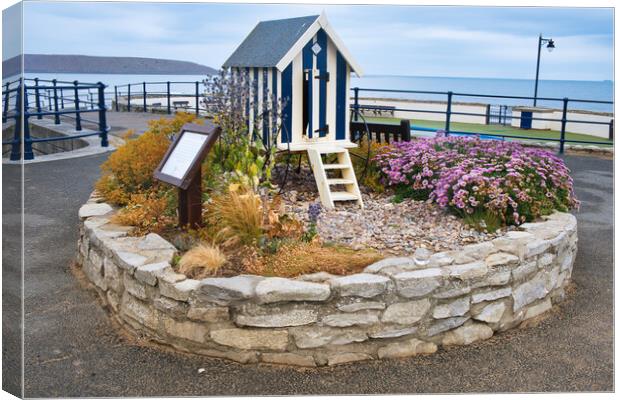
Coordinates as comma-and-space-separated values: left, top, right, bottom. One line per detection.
223, 12, 365, 209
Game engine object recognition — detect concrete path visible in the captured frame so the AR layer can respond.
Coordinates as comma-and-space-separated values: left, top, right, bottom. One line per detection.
2, 152, 613, 396
107, 111, 174, 137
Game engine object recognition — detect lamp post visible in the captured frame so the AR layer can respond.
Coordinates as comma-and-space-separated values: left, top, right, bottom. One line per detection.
533, 34, 555, 106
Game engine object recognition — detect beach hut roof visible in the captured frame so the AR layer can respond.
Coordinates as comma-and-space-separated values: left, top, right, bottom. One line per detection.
223, 12, 363, 76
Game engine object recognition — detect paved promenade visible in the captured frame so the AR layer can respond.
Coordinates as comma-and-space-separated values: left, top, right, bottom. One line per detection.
1, 120, 613, 395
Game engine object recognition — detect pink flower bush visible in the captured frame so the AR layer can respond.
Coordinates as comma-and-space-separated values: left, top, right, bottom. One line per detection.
374, 136, 579, 229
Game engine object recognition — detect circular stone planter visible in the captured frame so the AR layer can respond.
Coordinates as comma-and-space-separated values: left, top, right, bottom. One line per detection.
77, 192, 577, 367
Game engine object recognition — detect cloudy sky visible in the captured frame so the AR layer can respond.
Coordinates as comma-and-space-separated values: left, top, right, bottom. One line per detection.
6, 2, 614, 81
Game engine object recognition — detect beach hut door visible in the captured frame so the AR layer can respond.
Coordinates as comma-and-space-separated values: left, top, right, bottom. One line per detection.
303, 66, 329, 141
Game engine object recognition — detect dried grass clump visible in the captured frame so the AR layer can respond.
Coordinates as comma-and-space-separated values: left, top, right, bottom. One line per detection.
177, 243, 227, 279
246, 241, 382, 278
207, 187, 264, 247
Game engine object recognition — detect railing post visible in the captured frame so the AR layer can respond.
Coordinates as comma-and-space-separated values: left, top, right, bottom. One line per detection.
47, 90, 52, 110
445, 91, 453, 135
34, 77, 42, 119
559, 97, 568, 154
90, 91, 94, 110
10, 81, 22, 160
608, 118, 614, 141
485, 104, 490, 125
23, 83, 33, 160
195, 81, 199, 115
2, 82, 9, 123
52, 79, 60, 124
114, 85, 119, 111
353, 87, 359, 122
73, 80, 82, 131
60, 87, 65, 109
166, 81, 171, 114
97, 82, 109, 147
143, 81, 147, 112
127, 83, 131, 112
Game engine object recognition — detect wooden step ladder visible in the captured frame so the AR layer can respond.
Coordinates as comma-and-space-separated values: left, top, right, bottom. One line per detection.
306, 145, 363, 209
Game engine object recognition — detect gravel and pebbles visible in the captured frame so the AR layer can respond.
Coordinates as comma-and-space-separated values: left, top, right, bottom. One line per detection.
271, 166, 508, 256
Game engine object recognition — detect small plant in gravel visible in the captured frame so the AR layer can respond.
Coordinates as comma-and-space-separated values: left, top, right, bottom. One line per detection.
375, 135, 579, 230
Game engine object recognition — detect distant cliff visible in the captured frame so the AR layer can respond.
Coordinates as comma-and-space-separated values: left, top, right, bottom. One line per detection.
3, 54, 217, 78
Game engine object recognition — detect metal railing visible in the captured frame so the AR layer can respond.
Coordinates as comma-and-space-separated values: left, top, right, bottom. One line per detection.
114, 81, 207, 115
351, 87, 613, 153
2, 77, 109, 160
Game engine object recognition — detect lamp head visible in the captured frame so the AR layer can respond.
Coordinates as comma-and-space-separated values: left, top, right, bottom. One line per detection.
546, 39, 555, 52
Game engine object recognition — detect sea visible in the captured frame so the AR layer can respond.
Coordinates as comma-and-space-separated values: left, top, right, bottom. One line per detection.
12, 72, 615, 113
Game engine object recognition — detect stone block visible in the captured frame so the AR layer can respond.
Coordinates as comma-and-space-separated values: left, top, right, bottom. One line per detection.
154, 296, 189, 318
113, 250, 148, 274
485, 252, 519, 268
445, 261, 488, 280
261, 352, 316, 367
442, 322, 493, 346
381, 299, 430, 325
525, 239, 551, 258
512, 271, 548, 311
327, 352, 373, 365
123, 274, 148, 300
427, 252, 455, 267
433, 286, 471, 299
523, 298, 552, 320
433, 297, 470, 319
161, 278, 200, 301
187, 306, 229, 322
369, 326, 418, 339
297, 271, 337, 282
538, 253, 554, 267
138, 233, 177, 251
451, 242, 495, 264
329, 273, 390, 298
255, 278, 330, 304
485, 270, 511, 286
473, 301, 506, 323
378, 338, 437, 359
491, 231, 533, 259
120, 293, 159, 330
84, 249, 106, 290
234, 307, 318, 328
471, 287, 511, 304
364, 257, 415, 274
426, 316, 469, 337
322, 311, 380, 327
163, 317, 208, 343
196, 275, 263, 305
290, 326, 367, 349
196, 348, 258, 364
210, 328, 289, 351
337, 300, 385, 313
135, 262, 170, 286
512, 260, 538, 282
103, 257, 122, 292
79, 203, 113, 219
394, 268, 442, 298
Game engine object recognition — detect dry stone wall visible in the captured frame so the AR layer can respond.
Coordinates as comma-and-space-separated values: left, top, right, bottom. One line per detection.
77, 192, 578, 367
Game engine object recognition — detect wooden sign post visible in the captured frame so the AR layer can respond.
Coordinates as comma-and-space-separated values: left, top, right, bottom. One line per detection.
154, 122, 221, 228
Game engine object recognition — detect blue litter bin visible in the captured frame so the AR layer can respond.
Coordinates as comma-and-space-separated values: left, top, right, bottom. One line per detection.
520, 111, 533, 129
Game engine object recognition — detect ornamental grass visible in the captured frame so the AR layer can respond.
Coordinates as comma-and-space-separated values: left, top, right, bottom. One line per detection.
177, 243, 227, 279
375, 136, 579, 230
